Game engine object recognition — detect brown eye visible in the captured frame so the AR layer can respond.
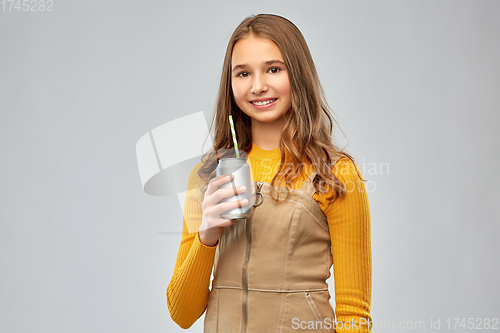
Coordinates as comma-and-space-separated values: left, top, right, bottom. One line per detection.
269, 67, 280, 74
238, 72, 249, 77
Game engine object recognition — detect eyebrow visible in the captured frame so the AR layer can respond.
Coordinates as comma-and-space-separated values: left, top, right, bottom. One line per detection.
232, 59, 286, 73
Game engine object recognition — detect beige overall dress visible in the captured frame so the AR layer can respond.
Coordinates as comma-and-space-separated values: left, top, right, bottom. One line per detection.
204, 170, 337, 333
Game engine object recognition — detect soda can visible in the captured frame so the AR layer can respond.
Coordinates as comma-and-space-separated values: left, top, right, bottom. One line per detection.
216, 157, 262, 220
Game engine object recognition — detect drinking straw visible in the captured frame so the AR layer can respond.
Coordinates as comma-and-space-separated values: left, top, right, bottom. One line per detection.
229, 115, 240, 158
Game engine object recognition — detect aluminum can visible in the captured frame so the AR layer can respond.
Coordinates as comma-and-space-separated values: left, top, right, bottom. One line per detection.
216, 157, 255, 219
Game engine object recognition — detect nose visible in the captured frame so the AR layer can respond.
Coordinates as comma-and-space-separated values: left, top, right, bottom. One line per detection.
251, 73, 268, 95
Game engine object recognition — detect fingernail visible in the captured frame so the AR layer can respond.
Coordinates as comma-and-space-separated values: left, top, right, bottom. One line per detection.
240, 186, 246, 191
242, 199, 248, 205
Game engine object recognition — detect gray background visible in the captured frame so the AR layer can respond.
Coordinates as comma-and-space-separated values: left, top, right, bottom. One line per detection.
1, 0, 499, 332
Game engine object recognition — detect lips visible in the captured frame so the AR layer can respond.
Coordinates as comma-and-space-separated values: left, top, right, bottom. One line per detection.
249, 98, 278, 109
250, 98, 277, 106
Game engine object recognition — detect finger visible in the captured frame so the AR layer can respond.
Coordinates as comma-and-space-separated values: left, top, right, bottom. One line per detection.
204, 185, 246, 212
205, 174, 234, 201
216, 219, 237, 228
206, 174, 235, 197
216, 198, 249, 215
211, 173, 235, 184
216, 185, 247, 200
202, 216, 236, 230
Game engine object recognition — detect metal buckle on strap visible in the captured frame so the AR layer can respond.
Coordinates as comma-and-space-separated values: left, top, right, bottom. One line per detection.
253, 181, 264, 208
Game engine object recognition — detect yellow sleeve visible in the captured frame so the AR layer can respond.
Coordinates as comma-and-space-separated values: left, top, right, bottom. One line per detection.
166, 162, 218, 329
314, 157, 373, 333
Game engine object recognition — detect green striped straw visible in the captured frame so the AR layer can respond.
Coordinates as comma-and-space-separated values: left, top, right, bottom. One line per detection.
228, 115, 240, 158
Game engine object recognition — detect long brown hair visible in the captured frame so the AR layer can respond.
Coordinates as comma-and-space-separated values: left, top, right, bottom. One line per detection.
196, 13, 363, 203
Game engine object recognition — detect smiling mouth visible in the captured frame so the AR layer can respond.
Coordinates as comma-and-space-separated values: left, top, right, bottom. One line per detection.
251, 98, 277, 106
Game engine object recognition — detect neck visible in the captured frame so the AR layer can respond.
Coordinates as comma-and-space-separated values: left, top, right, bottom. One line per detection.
251, 116, 286, 150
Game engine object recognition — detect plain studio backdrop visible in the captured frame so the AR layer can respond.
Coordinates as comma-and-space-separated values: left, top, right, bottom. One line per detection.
1, 1, 499, 332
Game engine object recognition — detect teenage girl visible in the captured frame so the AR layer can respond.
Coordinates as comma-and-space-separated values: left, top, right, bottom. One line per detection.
167, 14, 372, 333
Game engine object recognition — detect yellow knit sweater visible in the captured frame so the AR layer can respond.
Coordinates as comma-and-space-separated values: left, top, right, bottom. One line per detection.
167, 143, 373, 332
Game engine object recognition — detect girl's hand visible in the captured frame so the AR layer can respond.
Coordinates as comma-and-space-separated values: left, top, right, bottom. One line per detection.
198, 174, 248, 247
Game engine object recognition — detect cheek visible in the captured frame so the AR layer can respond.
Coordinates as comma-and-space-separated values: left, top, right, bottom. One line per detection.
231, 82, 246, 103
276, 79, 292, 104
274, 75, 291, 96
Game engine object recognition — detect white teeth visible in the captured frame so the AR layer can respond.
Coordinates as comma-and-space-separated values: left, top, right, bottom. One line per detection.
252, 99, 276, 106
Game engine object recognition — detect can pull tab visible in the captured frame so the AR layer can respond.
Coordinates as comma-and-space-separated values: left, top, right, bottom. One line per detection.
253, 181, 264, 208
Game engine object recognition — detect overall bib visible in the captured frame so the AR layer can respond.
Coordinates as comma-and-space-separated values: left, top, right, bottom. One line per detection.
204, 170, 337, 333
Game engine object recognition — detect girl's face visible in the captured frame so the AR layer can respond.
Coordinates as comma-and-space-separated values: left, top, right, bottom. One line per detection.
231, 35, 292, 126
